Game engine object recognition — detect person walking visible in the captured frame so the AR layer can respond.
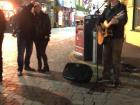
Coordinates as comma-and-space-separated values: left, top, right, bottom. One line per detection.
33, 2, 51, 73
0, 9, 7, 82
98, 0, 128, 87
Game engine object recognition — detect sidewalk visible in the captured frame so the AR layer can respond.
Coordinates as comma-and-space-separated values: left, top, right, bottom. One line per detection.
69, 42, 140, 88
66, 5, 140, 89
1, 31, 140, 105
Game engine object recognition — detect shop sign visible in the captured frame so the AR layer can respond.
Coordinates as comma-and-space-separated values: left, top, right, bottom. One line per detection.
83, 0, 90, 4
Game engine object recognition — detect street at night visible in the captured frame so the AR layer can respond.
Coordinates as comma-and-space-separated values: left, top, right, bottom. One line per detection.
0, 27, 140, 105
0, 0, 140, 105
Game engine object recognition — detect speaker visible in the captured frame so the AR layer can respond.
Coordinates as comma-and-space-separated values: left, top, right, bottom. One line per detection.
63, 62, 93, 83
84, 15, 99, 61
84, 15, 103, 63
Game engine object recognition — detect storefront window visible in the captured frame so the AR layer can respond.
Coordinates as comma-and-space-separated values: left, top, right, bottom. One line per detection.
134, 0, 140, 31
0, 1, 15, 21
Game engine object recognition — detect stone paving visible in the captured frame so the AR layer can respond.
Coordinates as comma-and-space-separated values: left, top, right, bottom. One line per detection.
0, 27, 140, 105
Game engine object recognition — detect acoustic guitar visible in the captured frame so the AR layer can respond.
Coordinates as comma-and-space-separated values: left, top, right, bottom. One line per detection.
97, 10, 125, 45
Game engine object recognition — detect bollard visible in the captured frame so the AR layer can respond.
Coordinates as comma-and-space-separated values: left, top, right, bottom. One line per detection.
92, 31, 97, 64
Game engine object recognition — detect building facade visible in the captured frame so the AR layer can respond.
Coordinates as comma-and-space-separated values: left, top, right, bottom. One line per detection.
133, 0, 140, 31
56, 0, 76, 27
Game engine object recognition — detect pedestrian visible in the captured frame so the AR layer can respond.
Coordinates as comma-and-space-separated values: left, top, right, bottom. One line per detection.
98, 0, 128, 87
0, 9, 7, 82
10, 7, 22, 37
32, 2, 51, 73
13, 0, 36, 76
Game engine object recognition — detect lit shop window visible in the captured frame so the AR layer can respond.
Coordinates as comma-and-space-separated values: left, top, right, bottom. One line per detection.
0, 1, 15, 21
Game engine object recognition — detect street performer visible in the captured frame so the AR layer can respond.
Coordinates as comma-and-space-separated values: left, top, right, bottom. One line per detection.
98, 0, 128, 87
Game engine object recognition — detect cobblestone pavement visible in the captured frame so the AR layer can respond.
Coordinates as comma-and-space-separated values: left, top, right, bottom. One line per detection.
0, 27, 140, 105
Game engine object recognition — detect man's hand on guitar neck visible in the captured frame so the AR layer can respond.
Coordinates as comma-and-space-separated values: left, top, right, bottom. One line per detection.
103, 10, 125, 28
103, 18, 119, 28
110, 17, 119, 25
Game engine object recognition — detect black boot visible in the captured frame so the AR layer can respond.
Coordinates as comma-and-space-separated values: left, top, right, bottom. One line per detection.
17, 71, 23, 76
37, 60, 42, 72
43, 64, 49, 72
40, 65, 49, 73
42, 54, 49, 72
0, 74, 2, 82
24, 66, 35, 71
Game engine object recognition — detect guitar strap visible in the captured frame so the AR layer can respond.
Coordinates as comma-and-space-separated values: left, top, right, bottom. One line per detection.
106, 2, 123, 22
97, 2, 126, 45
104, 2, 124, 37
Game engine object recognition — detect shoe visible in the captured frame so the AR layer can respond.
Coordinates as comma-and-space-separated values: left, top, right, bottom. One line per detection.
0, 77, 2, 82
38, 69, 48, 73
18, 71, 23, 76
43, 66, 50, 72
24, 66, 35, 71
38, 69, 50, 74
103, 76, 111, 80
38, 69, 43, 72
114, 80, 121, 88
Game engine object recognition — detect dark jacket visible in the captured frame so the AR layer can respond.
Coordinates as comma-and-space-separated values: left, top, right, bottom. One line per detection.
99, 2, 128, 39
0, 9, 6, 35
15, 3, 35, 39
34, 11, 51, 40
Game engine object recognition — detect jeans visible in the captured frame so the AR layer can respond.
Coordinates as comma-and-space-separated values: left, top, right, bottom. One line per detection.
17, 34, 33, 72
34, 38, 49, 70
103, 38, 124, 81
0, 35, 3, 78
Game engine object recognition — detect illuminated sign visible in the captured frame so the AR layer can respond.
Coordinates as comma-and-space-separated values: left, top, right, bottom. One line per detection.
83, 0, 89, 4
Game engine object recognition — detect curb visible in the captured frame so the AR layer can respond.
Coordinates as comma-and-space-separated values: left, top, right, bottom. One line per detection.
68, 51, 140, 89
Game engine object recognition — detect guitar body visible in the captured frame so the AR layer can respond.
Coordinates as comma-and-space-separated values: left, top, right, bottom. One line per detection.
97, 23, 106, 45
97, 11, 124, 45
97, 29, 104, 45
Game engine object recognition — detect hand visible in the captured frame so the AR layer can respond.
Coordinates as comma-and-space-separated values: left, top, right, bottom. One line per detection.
12, 33, 17, 37
12, 30, 17, 37
110, 18, 119, 25
30, 0, 36, 4
44, 36, 50, 41
103, 20, 110, 28
31, 7, 35, 15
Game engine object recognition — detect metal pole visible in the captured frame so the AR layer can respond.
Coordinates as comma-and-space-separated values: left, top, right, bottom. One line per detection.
132, 0, 136, 30
92, 31, 97, 64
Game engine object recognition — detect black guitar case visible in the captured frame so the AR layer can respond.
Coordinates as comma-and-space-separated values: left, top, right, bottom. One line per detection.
63, 62, 93, 83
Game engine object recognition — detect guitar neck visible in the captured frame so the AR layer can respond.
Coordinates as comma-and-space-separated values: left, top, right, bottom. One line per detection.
114, 10, 124, 19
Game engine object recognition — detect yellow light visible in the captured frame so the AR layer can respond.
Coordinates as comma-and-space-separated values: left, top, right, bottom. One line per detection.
0, 1, 15, 20
0, 1, 14, 10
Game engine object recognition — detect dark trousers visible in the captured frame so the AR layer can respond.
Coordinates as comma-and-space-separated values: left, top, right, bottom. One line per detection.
17, 34, 33, 72
103, 38, 124, 82
34, 38, 49, 70
0, 35, 3, 78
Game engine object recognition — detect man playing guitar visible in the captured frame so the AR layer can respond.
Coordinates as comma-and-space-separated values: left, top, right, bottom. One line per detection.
98, 0, 128, 87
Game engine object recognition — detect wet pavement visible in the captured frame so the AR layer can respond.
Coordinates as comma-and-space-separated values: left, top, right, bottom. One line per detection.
0, 27, 140, 105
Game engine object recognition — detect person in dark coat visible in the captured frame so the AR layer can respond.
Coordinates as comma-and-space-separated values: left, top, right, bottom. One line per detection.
13, 1, 35, 76
33, 2, 51, 73
98, 0, 128, 87
0, 9, 7, 82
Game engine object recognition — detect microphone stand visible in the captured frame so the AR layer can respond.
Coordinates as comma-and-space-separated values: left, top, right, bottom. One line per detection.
88, 1, 108, 93
95, 1, 107, 15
